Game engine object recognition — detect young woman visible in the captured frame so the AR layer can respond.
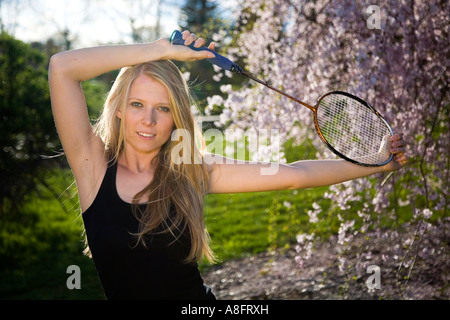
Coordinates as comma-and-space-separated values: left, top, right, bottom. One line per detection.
48, 30, 407, 300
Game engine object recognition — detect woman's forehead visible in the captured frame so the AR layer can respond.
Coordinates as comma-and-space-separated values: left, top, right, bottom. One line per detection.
129, 74, 169, 101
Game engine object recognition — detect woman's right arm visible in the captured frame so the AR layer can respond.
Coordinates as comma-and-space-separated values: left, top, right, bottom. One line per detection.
48, 32, 214, 209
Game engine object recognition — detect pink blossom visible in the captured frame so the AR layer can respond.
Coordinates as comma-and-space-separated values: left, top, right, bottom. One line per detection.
213, 0, 448, 281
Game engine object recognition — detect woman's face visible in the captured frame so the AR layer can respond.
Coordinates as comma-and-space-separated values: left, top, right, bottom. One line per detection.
117, 74, 175, 157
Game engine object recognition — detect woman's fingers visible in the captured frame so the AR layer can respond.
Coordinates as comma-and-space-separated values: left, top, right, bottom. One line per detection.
390, 146, 406, 154
383, 132, 409, 171
395, 152, 408, 166
181, 31, 205, 47
181, 30, 213, 49
389, 133, 406, 154
173, 30, 214, 60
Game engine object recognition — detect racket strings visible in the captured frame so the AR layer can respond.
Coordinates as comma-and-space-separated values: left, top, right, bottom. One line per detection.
316, 94, 392, 165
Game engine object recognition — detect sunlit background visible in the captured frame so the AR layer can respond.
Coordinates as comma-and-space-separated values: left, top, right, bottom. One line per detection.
0, 0, 448, 301
0, 0, 236, 47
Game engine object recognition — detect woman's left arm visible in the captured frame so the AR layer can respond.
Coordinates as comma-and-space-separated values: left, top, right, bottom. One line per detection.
207, 134, 408, 194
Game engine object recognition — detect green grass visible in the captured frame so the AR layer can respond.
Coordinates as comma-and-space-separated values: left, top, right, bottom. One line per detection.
0, 170, 105, 299
203, 187, 330, 263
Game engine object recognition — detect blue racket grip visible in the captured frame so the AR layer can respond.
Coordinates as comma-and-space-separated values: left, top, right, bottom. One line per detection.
170, 30, 243, 74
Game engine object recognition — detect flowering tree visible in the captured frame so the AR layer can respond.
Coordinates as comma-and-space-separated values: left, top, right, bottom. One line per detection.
207, 0, 449, 292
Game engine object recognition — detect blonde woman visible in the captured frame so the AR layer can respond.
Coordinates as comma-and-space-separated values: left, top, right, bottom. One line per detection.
48, 30, 407, 299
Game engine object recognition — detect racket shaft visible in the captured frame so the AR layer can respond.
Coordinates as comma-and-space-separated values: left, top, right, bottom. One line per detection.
171, 30, 315, 111
242, 72, 315, 111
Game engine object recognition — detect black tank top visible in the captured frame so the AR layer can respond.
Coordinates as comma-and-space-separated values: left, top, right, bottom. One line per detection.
82, 161, 215, 300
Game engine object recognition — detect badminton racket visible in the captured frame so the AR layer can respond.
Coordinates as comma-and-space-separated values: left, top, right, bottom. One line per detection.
170, 30, 394, 167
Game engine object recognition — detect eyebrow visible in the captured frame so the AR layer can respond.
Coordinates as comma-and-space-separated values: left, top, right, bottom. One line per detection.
128, 97, 171, 105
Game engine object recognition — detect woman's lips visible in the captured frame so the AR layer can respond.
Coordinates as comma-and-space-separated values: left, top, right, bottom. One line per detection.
137, 132, 156, 139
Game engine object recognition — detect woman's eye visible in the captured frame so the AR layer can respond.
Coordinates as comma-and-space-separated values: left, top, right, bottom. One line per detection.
130, 101, 143, 107
159, 106, 170, 112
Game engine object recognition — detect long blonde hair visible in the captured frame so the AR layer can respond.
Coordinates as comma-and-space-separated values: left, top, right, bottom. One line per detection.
94, 60, 214, 264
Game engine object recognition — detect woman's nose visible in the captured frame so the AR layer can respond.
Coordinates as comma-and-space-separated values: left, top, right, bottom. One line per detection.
142, 108, 156, 126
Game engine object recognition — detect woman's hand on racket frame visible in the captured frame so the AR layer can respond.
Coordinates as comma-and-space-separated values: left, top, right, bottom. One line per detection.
382, 133, 408, 172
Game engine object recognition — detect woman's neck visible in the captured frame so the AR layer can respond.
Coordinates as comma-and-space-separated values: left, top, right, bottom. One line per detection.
118, 148, 159, 174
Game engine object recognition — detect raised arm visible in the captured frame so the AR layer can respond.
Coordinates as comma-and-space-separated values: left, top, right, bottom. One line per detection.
48, 32, 214, 210
48, 36, 214, 165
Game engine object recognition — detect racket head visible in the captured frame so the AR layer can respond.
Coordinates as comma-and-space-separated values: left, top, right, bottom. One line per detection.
313, 91, 394, 167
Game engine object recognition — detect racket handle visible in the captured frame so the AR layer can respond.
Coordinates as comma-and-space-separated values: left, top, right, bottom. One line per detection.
170, 30, 243, 74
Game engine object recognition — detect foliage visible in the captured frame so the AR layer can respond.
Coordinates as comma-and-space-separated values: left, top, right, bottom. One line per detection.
0, 169, 104, 299
0, 32, 62, 215
179, 0, 219, 34
1, 1, 447, 299
177, 0, 243, 115
207, 0, 449, 281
